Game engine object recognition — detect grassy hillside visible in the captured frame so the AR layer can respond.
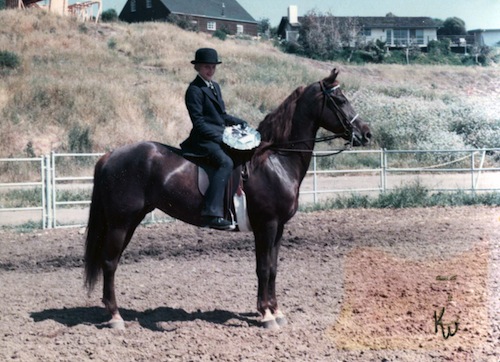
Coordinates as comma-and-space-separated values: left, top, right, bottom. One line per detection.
1, 9, 499, 157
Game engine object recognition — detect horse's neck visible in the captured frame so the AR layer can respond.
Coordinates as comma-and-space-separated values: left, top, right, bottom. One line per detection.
281, 116, 318, 180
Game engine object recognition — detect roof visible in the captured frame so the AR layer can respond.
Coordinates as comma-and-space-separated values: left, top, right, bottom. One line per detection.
355, 16, 440, 29
160, 0, 256, 23
279, 15, 440, 31
468, 28, 500, 33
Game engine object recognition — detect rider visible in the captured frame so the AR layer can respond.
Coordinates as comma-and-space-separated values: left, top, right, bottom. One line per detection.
180, 48, 247, 230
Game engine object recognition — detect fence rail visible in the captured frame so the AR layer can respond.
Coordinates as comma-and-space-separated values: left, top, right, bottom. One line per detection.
0, 157, 48, 228
1, 148, 500, 229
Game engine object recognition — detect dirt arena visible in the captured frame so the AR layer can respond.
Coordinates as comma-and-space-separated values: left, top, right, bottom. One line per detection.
0, 206, 498, 361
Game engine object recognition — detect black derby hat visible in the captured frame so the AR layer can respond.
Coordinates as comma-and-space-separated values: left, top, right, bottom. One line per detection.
191, 48, 222, 64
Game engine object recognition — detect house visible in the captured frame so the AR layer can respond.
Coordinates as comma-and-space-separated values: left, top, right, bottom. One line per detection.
277, 6, 439, 48
5, 0, 41, 9
5, 0, 102, 22
468, 29, 500, 47
119, 0, 258, 37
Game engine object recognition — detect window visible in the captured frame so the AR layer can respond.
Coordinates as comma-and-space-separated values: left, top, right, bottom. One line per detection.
286, 30, 299, 42
146, 0, 152, 8
130, 0, 136, 12
393, 29, 409, 45
207, 21, 216, 31
410, 29, 424, 45
386, 29, 392, 45
236, 24, 244, 34
363, 28, 372, 37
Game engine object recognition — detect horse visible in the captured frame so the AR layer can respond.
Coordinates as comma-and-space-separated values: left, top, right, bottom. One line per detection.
84, 68, 372, 329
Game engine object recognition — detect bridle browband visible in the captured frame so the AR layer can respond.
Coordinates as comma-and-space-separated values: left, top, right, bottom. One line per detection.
270, 81, 359, 157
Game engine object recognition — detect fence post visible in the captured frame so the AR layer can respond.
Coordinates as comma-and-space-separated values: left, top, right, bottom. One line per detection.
51, 152, 57, 228
44, 155, 53, 229
470, 151, 475, 193
474, 149, 486, 190
42, 156, 47, 229
382, 148, 387, 192
312, 153, 318, 204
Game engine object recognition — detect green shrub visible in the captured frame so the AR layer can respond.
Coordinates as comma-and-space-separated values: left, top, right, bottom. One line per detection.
374, 181, 429, 208
0, 188, 43, 208
107, 38, 117, 50
56, 189, 92, 203
101, 9, 118, 22
166, 14, 198, 31
68, 125, 93, 153
213, 29, 228, 41
300, 184, 500, 212
0, 50, 21, 70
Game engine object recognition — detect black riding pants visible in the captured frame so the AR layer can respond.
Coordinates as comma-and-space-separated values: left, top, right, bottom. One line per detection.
202, 148, 234, 217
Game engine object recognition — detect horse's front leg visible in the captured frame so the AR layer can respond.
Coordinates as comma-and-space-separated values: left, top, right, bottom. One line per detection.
269, 223, 287, 327
254, 222, 286, 329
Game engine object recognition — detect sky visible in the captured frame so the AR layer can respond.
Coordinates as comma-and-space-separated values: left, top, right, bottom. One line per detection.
102, 0, 500, 31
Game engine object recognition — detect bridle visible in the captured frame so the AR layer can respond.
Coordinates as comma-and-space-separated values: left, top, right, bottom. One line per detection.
270, 81, 360, 157
319, 80, 359, 144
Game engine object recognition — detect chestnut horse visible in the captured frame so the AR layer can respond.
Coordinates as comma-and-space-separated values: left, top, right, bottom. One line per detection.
84, 68, 371, 329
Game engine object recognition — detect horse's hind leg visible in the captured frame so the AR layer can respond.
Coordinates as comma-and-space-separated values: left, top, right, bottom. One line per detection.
101, 225, 134, 329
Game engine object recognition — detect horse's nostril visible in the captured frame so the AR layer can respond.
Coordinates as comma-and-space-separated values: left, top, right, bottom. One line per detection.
366, 132, 372, 140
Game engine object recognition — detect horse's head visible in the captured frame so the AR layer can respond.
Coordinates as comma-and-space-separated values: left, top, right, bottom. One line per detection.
316, 68, 372, 147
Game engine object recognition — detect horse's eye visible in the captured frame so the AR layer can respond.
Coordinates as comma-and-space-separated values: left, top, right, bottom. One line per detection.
334, 96, 346, 104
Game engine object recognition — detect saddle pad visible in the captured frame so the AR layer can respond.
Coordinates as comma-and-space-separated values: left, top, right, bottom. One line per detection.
233, 188, 252, 232
197, 166, 252, 232
197, 167, 210, 196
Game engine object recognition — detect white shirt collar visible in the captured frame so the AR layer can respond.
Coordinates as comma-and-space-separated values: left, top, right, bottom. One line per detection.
198, 74, 212, 87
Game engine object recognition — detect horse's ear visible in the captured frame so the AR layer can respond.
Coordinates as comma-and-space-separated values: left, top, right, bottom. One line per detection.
324, 68, 339, 86
332, 68, 339, 79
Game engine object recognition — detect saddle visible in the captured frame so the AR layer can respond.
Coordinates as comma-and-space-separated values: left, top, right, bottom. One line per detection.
162, 144, 252, 231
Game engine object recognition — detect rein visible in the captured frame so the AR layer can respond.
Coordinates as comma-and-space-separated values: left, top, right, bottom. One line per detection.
269, 81, 358, 157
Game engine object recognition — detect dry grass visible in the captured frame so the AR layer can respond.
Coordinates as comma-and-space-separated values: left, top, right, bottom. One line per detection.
1, 9, 499, 157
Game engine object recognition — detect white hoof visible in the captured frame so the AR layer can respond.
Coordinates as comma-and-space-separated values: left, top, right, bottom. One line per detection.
261, 309, 280, 330
108, 317, 125, 330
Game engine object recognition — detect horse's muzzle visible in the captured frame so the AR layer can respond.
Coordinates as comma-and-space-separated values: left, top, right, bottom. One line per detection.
352, 122, 372, 147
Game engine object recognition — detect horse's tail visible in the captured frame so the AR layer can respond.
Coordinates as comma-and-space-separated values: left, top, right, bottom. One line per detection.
84, 154, 109, 294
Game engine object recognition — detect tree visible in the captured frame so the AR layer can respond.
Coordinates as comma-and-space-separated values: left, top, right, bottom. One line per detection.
258, 18, 271, 38
296, 10, 362, 60
101, 9, 118, 22
438, 17, 466, 36
298, 11, 329, 59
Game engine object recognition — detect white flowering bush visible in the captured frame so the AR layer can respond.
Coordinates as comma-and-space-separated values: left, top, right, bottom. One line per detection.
351, 89, 500, 151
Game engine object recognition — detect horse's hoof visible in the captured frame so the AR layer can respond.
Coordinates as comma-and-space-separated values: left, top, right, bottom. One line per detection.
262, 318, 280, 330
261, 308, 280, 330
108, 319, 125, 330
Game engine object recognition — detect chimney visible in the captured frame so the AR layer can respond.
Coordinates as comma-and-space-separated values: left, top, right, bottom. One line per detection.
288, 5, 298, 24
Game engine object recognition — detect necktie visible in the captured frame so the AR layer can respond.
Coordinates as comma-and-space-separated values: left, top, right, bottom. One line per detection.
209, 82, 218, 97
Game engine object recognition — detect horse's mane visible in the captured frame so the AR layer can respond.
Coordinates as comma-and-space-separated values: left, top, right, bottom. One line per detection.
257, 86, 305, 144
252, 86, 305, 164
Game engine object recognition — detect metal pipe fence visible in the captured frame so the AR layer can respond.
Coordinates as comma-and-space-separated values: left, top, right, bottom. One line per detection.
0, 157, 47, 228
1, 148, 500, 229
300, 148, 500, 203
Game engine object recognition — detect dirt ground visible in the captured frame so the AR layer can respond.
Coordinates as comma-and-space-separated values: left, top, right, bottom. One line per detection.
0, 206, 498, 361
